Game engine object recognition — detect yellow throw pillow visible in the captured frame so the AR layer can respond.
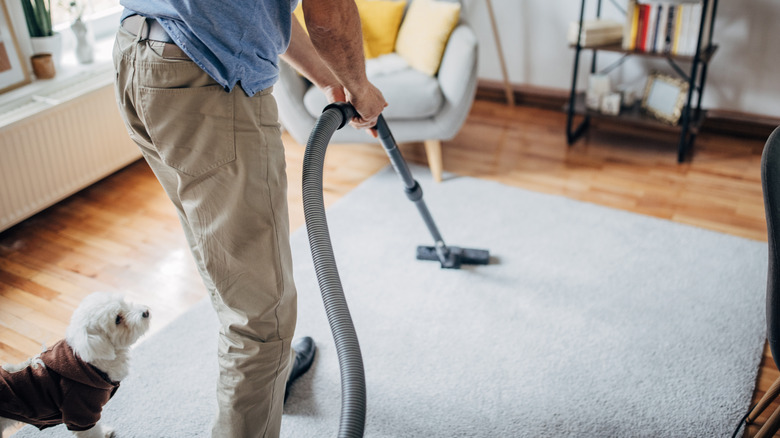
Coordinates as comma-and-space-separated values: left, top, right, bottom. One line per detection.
292, 1, 407, 60
395, 0, 461, 76
356, 0, 407, 59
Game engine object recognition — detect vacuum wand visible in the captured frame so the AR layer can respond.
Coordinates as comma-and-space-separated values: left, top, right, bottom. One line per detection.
329, 102, 490, 269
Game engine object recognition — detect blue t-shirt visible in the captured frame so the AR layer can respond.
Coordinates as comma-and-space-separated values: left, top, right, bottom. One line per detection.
120, 0, 298, 97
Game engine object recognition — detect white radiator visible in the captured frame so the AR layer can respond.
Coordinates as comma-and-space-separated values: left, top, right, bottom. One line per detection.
0, 67, 142, 232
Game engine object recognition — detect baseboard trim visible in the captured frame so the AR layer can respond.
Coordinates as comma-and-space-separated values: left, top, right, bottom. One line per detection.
476, 79, 780, 139
476, 79, 569, 112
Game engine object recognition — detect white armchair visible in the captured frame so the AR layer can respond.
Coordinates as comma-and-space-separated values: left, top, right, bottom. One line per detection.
275, 4, 478, 182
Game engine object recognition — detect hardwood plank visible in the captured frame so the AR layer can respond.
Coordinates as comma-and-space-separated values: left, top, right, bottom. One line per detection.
0, 306, 63, 346
0, 270, 60, 301
1, 287, 73, 323
0, 326, 44, 361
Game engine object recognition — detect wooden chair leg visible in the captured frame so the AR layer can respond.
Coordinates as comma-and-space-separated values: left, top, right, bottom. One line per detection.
424, 139, 443, 183
755, 403, 780, 438
749, 375, 780, 424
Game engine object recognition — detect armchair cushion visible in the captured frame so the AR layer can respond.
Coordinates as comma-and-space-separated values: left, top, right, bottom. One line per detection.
302, 54, 443, 120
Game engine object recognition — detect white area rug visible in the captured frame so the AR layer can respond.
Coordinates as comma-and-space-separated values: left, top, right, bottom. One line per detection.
16, 166, 767, 437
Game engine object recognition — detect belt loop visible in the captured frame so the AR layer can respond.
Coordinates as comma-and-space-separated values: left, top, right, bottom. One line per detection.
134, 17, 149, 43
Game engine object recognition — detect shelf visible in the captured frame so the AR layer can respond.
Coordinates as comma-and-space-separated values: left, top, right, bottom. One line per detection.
569, 43, 719, 64
566, 0, 718, 162
565, 92, 707, 133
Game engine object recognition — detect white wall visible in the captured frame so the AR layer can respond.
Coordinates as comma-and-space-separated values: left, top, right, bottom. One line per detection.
462, 0, 780, 118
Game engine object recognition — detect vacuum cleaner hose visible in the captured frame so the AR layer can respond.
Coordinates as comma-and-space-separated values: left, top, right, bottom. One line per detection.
302, 102, 365, 438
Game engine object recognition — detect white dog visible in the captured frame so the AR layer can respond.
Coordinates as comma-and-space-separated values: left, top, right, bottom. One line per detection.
0, 292, 150, 438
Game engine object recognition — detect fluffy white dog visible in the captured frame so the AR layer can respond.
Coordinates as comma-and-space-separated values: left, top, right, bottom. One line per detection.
0, 292, 150, 438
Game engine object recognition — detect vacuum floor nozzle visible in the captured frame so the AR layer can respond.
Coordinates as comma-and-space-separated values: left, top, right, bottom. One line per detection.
416, 245, 490, 269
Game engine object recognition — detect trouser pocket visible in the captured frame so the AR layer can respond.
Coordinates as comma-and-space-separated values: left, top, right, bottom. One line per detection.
138, 84, 236, 177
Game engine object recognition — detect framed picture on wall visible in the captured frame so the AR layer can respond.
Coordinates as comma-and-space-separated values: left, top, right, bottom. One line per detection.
0, 0, 31, 94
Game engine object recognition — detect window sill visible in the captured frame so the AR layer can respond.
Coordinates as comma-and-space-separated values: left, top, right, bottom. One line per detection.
0, 36, 115, 129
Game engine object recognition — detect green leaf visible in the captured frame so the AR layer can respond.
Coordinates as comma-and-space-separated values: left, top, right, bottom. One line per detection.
21, 0, 53, 37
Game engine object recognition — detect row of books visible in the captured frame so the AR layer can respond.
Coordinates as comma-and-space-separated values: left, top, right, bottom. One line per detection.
622, 0, 714, 56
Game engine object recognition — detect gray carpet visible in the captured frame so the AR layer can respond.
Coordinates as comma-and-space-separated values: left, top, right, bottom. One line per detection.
16, 166, 768, 437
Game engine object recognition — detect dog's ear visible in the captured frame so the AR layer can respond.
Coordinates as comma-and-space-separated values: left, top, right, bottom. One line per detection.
82, 331, 117, 362
66, 292, 122, 363
66, 326, 117, 363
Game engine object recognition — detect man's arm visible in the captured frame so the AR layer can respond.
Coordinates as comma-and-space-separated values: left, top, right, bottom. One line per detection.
280, 17, 347, 105
285, 0, 387, 131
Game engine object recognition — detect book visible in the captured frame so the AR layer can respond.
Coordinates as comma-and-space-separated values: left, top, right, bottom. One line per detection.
672, 4, 683, 54
645, 3, 658, 53
622, 0, 638, 50
689, 3, 703, 54
677, 4, 689, 55
629, 2, 640, 50
664, 4, 676, 54
635, 4, 649, 52
700, 0, 715, 49
654, 3, 669, 53
679, 4, 690, 54
650, 4, 663, 53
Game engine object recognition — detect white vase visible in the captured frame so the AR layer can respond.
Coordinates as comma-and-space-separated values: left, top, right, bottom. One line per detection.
30, 32, 63, 69
71, 18, 94, 64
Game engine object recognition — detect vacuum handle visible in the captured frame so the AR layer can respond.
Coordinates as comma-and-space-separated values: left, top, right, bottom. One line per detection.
323, 102, 389, 136
323, 102, 358, 130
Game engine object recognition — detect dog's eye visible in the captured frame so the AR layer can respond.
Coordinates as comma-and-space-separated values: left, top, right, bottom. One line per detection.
115, 315, 123, 325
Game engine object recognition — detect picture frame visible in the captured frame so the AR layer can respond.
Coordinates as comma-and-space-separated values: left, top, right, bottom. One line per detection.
0, 0, 31, 94
641, 71, 689, 125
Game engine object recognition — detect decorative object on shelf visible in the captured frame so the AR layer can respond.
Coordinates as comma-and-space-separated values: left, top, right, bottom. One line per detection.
70, 1, 93, 64
618, 86, 637, 108
22, 0, 62, 71
0, 0, 31, 92
568, 18, 623, 47
584, 92, 600, 111
641, 71, 689, 125
600, 92, 622, 116
586, 73, 611, 110
30, 52, 54, 78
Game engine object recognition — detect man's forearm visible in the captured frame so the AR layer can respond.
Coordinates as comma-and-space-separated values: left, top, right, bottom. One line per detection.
300, 0, 369, 94
280, 17, 341, 91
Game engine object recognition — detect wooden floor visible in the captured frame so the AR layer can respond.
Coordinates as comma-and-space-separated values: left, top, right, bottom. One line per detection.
0, 99, 773, 436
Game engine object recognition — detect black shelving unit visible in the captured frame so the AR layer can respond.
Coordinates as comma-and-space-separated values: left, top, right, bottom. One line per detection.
565, 0, 719, 162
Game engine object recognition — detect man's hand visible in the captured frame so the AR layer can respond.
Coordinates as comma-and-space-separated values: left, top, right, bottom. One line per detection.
322, 83, 386, 137
346, 83, 386, 137
322, 84, 346, 104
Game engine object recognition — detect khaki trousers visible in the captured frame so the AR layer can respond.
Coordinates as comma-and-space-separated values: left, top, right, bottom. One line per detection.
113, 25, 296, 438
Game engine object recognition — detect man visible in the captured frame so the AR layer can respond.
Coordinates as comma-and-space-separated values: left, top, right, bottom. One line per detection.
112, 1, 386, 436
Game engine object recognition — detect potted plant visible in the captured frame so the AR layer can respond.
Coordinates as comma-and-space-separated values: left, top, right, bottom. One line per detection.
21, 0, 62, 77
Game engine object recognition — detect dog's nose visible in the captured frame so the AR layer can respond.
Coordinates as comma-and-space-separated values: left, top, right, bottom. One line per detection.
142, 310, 150, 318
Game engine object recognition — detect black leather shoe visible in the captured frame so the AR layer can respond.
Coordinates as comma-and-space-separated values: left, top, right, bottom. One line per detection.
285, 336, 316, 402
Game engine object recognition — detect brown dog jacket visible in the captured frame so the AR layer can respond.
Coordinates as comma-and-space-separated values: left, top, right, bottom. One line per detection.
0, 340, 119, 431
